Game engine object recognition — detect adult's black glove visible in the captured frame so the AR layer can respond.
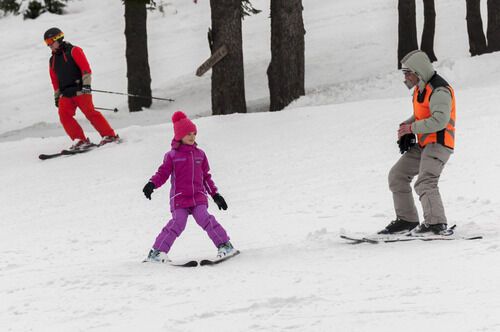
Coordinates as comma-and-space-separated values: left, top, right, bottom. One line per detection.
143, 182, 155, 200
212, 193, 228, 210
397, 133, 416, 154
54, 92, 60, 107
81, 85, 92, 94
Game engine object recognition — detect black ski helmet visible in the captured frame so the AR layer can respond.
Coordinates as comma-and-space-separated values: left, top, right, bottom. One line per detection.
44, 27, 64, 45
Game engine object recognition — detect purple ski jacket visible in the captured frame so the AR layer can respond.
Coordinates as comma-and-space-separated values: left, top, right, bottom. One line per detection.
149, 140, 218, 210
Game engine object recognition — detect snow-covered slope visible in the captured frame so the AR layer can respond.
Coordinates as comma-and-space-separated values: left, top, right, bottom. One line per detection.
2, 94, 500, 331
1, 0, 500, 331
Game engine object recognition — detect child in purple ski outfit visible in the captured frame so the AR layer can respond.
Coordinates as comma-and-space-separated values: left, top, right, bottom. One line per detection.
142, 111, 236, 263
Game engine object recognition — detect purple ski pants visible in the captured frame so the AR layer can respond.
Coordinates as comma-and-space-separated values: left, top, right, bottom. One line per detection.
153, 205, 230, 253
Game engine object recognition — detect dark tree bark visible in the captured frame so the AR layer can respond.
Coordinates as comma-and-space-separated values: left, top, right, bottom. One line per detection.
209, 0, 247, 115
267, 0, 305, 112
398, 0, 419, 69
124, 0, 152, 112
487, 0, 500, 52
421, 0, 437, 62
466, 0, 489, 56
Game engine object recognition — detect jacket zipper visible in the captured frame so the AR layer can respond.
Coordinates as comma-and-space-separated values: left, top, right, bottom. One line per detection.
191, 151, 195, 206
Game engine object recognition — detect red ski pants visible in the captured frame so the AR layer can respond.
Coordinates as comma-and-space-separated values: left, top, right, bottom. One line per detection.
58, 94, 115, 141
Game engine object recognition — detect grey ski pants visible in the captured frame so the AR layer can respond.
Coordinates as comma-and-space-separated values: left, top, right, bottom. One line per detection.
388, 143, 452, 224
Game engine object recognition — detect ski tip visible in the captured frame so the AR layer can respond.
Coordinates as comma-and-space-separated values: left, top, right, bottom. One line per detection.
199, 259, 213, 266
466, 235, 483, 240
200, 250, 241, 266
340, 234, 366, 244
180, 260, 199, 267
39, 152, 63, 160
168, 260, 198, 267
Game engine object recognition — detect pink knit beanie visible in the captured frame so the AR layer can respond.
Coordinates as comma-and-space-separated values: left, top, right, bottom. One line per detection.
172, 111, 197, 141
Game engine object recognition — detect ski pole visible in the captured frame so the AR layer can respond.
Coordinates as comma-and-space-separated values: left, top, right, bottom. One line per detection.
91, 89, 175, 102
95, 107, 119, 112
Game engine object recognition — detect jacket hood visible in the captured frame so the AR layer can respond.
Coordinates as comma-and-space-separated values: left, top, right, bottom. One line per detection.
401, 50, 435, 83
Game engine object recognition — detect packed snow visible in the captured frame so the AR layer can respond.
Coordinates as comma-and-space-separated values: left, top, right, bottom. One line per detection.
1, 0, 499, 331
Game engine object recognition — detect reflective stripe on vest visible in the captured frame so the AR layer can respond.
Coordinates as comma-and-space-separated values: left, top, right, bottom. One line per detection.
413, 83, 456, 149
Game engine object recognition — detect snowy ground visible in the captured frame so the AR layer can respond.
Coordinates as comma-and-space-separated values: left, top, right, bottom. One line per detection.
1, 0, 500, 331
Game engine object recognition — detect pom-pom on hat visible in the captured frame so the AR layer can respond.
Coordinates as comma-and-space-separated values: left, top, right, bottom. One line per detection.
172, 111, 197, 141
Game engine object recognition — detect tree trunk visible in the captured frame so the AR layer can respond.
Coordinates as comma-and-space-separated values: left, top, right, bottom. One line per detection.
267, 0, 305, 112
487, 0, 500, 52
209, 0, 247, 115
466, 0, 489, 56
124, 0, 152, 112
398, 0, 419, 69
421, 0, 437, 62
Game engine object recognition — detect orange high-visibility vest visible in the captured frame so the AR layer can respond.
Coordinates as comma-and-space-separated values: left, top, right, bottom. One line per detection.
413, 75, 456, 149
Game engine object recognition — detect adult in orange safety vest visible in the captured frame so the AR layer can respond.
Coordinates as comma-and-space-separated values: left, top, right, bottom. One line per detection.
378, 50, 456, 236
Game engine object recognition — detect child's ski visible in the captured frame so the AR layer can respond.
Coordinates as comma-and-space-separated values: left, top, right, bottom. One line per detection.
200, 250, 240, 266
170, 260, 198, 267
142, 258, 198, 267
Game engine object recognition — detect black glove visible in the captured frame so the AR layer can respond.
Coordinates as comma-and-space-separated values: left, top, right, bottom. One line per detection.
54, 93, 60, 107
143, 182, 155, 200
212, 193, 228, 210
81, 85, 92, 94
397, 133, 416, 154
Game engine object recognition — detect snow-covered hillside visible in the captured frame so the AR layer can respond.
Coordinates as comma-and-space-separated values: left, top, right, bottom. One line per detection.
1, 0, 500, 331
0, 0, 495, 138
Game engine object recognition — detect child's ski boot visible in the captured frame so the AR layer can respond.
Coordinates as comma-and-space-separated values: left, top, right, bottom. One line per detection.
216, 241, 237, 259
143, 248, 171, 263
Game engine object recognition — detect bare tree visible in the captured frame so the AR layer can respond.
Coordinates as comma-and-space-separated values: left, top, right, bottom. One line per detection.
267, 0, 305, 112
124, 0, 152, 112
209, 0, 247, 115
421, 0, 437, 62
466, 0, 488, 56
487, 0, 500, 52
398, 0, 419, 68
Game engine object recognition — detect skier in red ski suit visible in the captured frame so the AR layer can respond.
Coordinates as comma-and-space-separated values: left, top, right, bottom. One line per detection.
44, 27, 119, 150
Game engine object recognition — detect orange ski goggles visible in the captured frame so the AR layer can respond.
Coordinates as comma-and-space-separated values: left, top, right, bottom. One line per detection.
45, 32, 64, 46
